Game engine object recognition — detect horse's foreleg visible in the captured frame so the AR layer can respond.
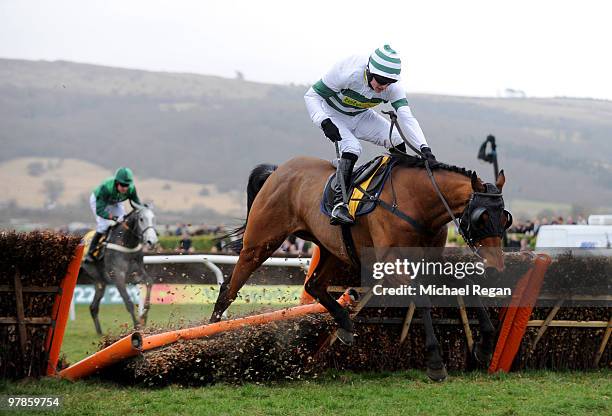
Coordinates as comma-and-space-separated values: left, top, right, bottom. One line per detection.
139, 280, 153, 327
466, 287, 496, 366
115, 277, 138, 329
90, 281, 107, 335
210, 280, 230, 322
210, 238, 286, 322
303, 249, 354, 345
416, 294, 448, 381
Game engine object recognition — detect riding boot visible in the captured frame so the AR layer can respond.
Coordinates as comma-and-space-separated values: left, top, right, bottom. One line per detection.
85, 232, 104, 262
330, 153, 357, 226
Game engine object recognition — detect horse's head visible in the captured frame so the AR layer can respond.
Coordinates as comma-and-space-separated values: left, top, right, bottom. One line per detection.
459, 170, 512, 271
130, 202, 158, 249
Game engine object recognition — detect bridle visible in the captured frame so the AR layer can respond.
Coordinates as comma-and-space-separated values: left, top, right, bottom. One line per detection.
377, 111, 512, 259
105, 208, 157, 253
126, 208, 157, 239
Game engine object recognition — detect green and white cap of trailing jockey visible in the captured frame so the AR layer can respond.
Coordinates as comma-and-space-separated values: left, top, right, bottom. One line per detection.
114, 167, 134, 185
368, 44, 401, 81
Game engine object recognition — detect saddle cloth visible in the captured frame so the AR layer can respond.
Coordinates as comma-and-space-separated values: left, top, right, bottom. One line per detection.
82, 230, 108, 262
321, 155, 396, 219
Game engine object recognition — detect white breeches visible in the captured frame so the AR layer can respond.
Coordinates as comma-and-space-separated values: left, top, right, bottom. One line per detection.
329, 109, 404, 158
89, 193, 126, 233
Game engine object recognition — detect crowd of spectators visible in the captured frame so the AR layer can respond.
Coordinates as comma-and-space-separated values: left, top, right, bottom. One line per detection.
505, 214, 588, 249
508, 214, 587, 236
165, 223, 313, 256
168, 214, 592, 254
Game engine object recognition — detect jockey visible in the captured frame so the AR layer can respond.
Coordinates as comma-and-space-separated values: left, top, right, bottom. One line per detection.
304, 44, 436, 225
84, 167, 141, 262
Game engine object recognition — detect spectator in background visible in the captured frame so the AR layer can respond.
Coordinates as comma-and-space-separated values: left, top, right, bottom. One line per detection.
577, 215, 587, 225
533, 219, 541, 235
178, 231, 194, 254
295, 237, 306, 255
551, 216, 564, 225
175, 223, 183, 236
525, 220, 534, 234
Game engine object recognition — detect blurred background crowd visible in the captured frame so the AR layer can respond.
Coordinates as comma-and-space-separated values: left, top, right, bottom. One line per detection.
49, 212, 590, 256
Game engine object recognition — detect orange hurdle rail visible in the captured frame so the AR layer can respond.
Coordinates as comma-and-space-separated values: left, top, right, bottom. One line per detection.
59, 290, 356, 381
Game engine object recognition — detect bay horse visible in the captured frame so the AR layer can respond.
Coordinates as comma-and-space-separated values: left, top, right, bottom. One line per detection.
79, 203, 158, 335
211, 154, 510, 380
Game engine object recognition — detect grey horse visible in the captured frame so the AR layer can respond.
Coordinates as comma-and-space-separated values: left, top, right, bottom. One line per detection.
79, 203, 159, 335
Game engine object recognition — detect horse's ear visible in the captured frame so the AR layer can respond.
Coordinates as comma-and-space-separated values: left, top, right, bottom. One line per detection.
471, 172, 485, 192
496, 169, 505, 191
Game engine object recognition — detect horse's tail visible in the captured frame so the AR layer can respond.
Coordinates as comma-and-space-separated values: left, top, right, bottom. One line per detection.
222, 163, 278, 253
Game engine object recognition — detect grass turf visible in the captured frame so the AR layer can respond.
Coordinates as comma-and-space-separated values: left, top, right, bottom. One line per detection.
2, 370, 609, 415
1, 305, 610, 415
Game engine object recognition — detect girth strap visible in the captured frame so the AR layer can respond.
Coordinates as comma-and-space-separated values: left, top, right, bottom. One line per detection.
353, 184, 435, 236
340, 224, 361, 268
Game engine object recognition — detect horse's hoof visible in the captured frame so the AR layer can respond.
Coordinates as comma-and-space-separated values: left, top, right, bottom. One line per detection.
336, 328, 354, 346
473, 343, 493, 366
426, 364, 448, 382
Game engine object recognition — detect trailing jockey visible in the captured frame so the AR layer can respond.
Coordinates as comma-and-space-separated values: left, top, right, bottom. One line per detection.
304, 44, 436, 226
84, 167, 142, 262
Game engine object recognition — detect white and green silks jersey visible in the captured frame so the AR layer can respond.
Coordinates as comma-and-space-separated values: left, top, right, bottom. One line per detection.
304, 55, 428, 150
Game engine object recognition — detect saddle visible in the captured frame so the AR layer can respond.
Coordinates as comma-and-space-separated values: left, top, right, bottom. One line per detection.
82, 230, 108, 262
321, 155, 397, 219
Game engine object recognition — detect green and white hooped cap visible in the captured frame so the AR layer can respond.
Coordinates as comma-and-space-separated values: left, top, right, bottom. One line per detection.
368, 45, 401, 81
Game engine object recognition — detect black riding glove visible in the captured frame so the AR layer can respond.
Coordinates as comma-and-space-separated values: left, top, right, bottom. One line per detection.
421, 146, 437, 161
321, 118, 342, 142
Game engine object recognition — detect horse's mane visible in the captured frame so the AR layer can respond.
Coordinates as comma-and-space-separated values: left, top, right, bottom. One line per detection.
389, 150, 474, 178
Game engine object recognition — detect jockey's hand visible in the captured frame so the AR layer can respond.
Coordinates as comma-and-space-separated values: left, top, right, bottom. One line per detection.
421, 146, 437, 161
321, 118, 342, 142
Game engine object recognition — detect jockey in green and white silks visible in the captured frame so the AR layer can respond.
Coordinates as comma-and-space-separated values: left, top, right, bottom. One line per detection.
85, 167, 141, 261
304, 45, 436, 225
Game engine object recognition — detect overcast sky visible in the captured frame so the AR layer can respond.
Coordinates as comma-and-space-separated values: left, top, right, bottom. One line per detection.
1, 0, 611, 100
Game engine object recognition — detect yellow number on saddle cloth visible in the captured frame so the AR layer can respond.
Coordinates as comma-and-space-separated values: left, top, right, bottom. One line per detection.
80, 230, 107, 262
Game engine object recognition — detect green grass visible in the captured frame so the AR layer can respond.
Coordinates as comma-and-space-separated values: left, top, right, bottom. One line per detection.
2, 370, 609, 415
1, 305, 610, 415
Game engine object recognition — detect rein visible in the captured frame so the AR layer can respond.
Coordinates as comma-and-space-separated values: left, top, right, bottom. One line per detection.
104, 242, 143, 253
103, 210, 154, 253
381, 110, 483, 259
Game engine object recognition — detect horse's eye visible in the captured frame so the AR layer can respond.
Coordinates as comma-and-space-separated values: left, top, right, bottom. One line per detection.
477, 212, 489, 228
470, 208, 487, 228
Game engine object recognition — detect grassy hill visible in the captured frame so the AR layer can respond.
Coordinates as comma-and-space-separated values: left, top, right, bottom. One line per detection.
0, 157, 242, 215
1, 58, 611, 220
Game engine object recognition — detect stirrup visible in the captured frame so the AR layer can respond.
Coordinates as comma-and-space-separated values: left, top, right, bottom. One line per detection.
331, 203, 354, 225
331, 202, 348, 216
